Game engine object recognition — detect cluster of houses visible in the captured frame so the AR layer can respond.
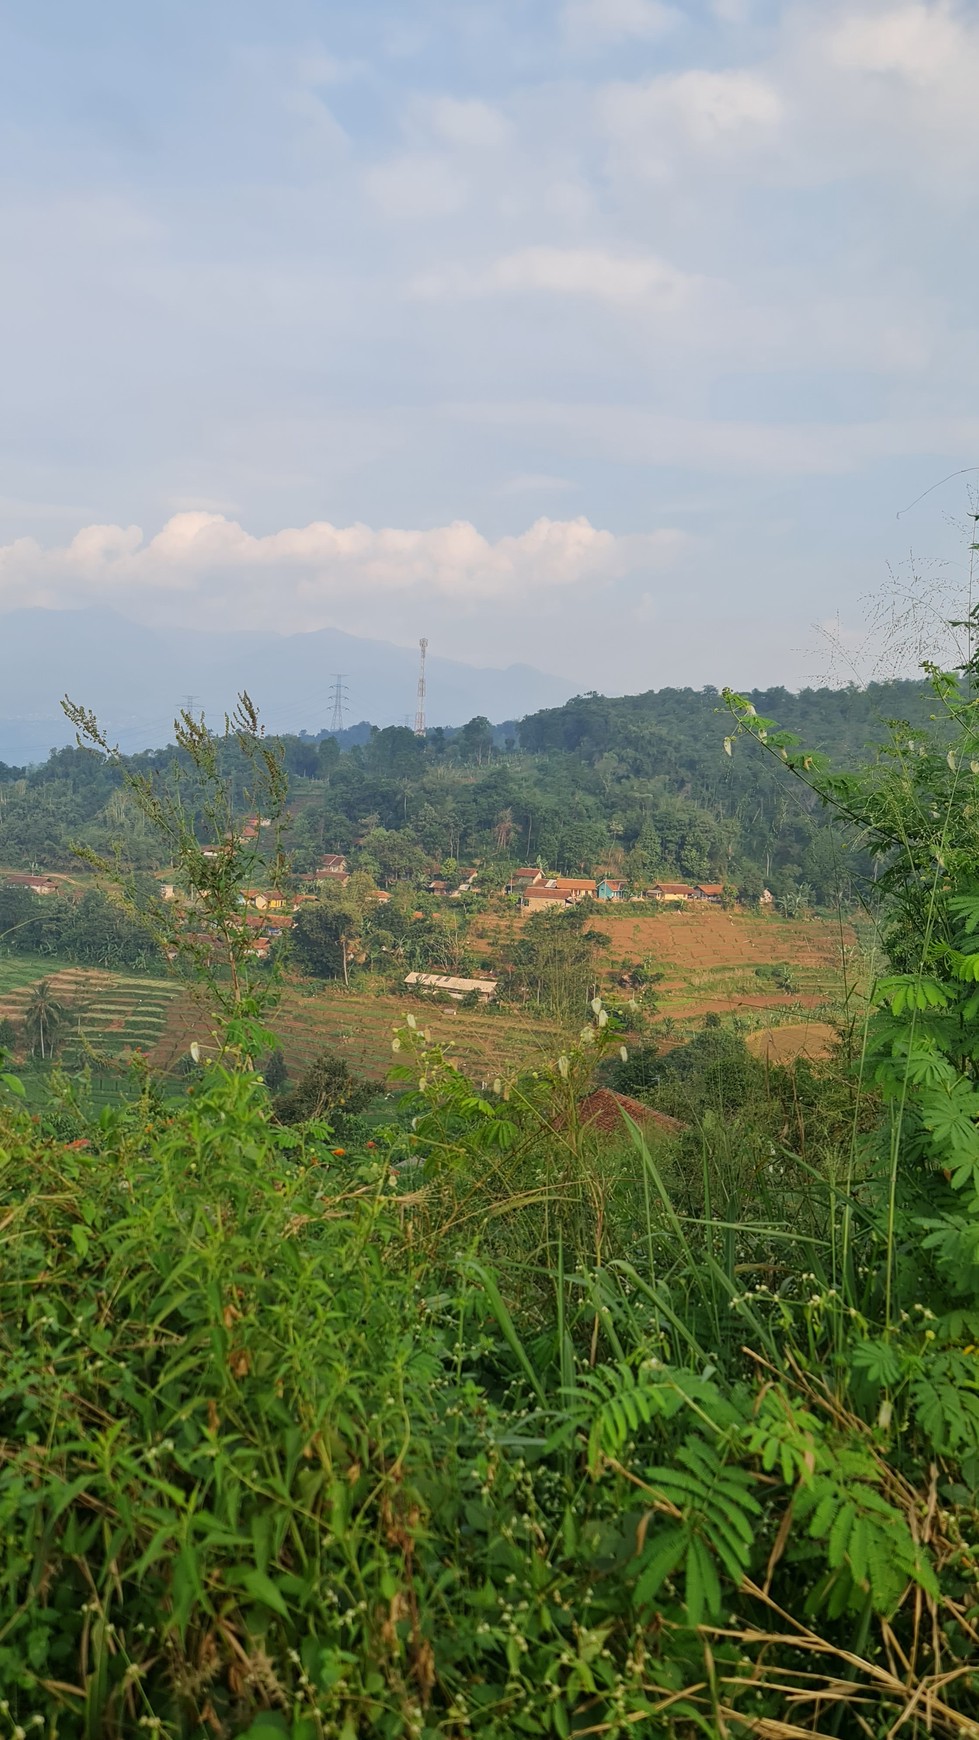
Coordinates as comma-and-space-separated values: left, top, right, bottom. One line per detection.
506, 868, 726, 911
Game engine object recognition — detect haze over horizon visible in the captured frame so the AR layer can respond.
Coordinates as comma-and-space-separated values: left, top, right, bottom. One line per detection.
3, 1, 979, 694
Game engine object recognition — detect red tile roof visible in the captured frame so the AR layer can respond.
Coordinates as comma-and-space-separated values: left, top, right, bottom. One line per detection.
578, 1090, 683, 1137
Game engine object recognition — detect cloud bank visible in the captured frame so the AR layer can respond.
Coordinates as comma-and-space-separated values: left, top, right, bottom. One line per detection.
0, 513, 687, 634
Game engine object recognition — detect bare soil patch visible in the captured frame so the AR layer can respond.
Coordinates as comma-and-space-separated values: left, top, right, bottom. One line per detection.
745, 1022, 839, 1064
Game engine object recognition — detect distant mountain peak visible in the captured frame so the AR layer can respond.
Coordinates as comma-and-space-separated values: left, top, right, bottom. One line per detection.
0, 606, 574, 763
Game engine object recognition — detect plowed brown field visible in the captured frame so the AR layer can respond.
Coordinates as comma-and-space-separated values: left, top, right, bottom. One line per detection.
474, 903, 863, 1062
745, 1021, 839, 1064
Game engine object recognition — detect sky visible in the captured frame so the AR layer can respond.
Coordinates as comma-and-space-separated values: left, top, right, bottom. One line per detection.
2, 0, 979, 697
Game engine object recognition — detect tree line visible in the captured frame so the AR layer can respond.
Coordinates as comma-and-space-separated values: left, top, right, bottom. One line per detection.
0, 677, 945, 908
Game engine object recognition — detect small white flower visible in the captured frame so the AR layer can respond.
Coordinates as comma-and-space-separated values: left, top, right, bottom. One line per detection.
391, 1037, 401, 1052
189, 1041, 200, 1064
406, 1012, 416, 1029
557, 1055, 570, 1079
620, 1046, 628, 1062
591, 996, 603, 1015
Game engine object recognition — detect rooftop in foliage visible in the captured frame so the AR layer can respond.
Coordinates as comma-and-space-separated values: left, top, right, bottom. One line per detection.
578, 1090, 683, 1137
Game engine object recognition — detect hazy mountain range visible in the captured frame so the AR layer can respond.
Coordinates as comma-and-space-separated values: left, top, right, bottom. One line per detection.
0, 609, 575, 765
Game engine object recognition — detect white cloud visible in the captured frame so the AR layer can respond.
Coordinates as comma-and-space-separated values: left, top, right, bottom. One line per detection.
427, 96, 511, 149
597, 66, 783, 177
828, 3, 968, 82
562, 0, 680, 48
411, 245, 701, 308
364, 152, 468, 219
0, 512, 686, 629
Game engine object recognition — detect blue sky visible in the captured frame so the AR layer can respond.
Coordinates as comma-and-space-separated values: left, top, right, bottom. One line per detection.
2, 0, 978, 694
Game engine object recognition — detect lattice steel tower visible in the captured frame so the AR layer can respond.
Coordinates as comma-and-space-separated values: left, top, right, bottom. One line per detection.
414, 638, 428, 737
328, 674, 349, 735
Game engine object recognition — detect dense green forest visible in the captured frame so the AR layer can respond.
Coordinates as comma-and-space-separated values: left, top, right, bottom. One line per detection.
0, 678, 942, 908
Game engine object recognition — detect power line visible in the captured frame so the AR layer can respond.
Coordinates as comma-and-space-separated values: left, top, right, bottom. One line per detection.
328, 674, 349, 735
414, 637, 428, 737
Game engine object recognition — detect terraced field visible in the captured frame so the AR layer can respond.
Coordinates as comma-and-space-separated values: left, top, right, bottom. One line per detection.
1, 900, 864, 1092
152, 983, 560, 1087
0, 959, 179, 1067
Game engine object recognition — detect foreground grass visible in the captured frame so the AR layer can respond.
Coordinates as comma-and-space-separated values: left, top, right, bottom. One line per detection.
2, 1041, 979, 1739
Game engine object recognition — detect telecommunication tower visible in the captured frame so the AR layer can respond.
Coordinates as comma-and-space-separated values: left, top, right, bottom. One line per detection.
414, 638, 428, 737
328, 674, 349, 735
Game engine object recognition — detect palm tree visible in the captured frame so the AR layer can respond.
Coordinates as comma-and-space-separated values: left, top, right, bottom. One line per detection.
24, 980, 69, 1061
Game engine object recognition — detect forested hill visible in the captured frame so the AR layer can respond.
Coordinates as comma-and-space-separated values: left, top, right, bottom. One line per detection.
0, 676, 947, 909
518, 679, 938, 771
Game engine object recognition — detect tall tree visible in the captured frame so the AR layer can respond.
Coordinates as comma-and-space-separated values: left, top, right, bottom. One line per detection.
24, 979, 69, 1060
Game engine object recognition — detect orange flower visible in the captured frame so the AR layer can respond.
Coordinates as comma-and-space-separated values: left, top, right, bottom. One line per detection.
332, 1147, 346, 1157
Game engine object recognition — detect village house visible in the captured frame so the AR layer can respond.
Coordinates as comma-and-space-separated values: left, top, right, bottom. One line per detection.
404, 971, 497, 1004
550, 876, 598, 900
518, 875, 598, 912
649, 882, 695, 903
315, 854, 348, 880
243, 912, 292, 939
508, 867, 545, 894
429, 869, 480, 898
596, 877, 628, 901
241, 814, 273, 842
577, 1090, 684, 1139
691, 883, 724, 904
3, 872, 58, 895
519, 885, 571, 912
240, 889, 288, 912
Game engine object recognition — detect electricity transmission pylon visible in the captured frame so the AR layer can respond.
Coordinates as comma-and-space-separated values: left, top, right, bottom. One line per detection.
328, 674, 349, 734
414, 638, 428, 737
